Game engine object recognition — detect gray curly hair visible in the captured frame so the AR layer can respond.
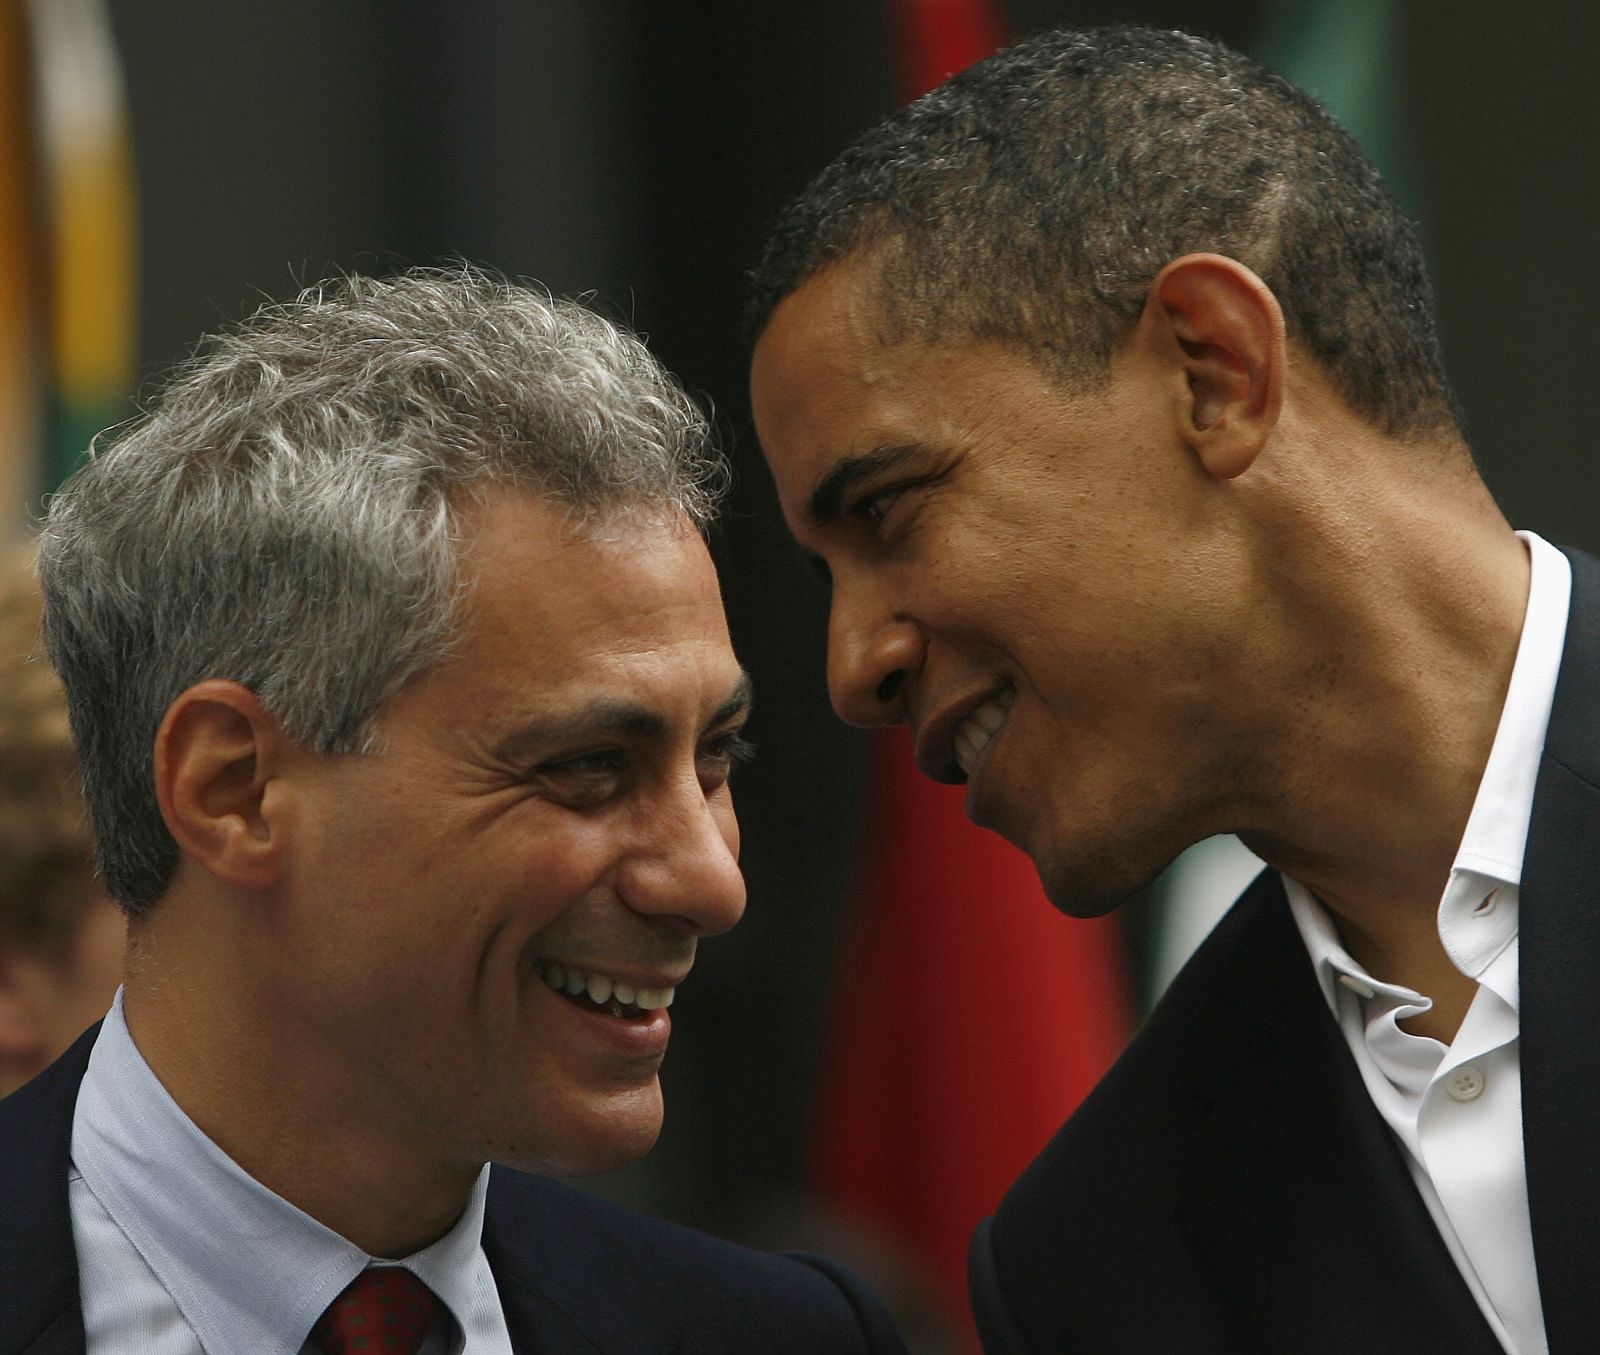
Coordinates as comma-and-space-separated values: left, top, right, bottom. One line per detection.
38, 267, 728, 915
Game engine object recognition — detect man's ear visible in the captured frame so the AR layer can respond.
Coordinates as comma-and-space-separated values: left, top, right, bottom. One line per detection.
153, 680, 286, 894
1140, 253, 1287, 480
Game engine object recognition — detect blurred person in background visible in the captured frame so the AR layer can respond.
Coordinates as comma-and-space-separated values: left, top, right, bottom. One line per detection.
0, 552, 123, 1099
0, 268, 906, 1355
749, 24, 1591, 1355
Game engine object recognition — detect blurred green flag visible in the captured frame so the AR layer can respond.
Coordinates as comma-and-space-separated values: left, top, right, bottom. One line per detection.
1256, 0, 1418, 216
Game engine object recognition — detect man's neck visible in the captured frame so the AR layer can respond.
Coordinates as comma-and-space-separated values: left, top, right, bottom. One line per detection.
123, 910, 479, 1259
1229, 481, 1531, 1024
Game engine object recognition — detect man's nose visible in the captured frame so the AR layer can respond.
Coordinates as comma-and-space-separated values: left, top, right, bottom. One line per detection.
621, 777, 746, 937
826, 584, 921, 727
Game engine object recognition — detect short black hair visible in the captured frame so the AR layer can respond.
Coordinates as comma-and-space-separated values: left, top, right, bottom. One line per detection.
748, 25, 1460, 439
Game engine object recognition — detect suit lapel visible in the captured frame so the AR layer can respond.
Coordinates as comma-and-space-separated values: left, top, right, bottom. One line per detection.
482, 1171, 620, 1355
1520, 547, 1600, 1355
485, 1259, 608, 1355
1177, 878, 1504, 1353
0, 1024, 95, 1355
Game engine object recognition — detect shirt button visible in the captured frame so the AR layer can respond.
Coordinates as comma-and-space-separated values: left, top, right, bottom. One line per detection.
1446, 1066, 1486, 1102
1338, 973, 1376, 1000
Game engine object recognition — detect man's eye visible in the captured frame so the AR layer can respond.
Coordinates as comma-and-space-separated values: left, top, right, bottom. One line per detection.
700, 732, 756, 785
534, 749, 626, 804
852, 487, 901, 527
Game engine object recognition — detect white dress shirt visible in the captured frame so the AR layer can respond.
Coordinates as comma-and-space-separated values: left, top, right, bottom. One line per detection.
1285, 530, 1569, 1355
70, 991, 516, 1354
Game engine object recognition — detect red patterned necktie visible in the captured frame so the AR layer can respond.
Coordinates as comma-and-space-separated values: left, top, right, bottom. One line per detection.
312, 1266, 445, 1355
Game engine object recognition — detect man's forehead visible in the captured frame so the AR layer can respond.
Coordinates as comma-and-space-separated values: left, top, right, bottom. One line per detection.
758, 254, 890, 366
752, 268, 897, 482
754, 281, 981, 533
422, 486, 731, 680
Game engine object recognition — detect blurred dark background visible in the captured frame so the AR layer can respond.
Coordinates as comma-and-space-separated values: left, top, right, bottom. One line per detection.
17, 0, 1600, 1346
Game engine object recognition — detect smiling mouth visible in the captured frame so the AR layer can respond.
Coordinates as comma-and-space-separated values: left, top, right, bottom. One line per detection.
534, 960, 676, 1022
952, 687, 1015, 779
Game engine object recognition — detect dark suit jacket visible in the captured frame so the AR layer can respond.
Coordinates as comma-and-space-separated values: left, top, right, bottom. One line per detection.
0, 1027, 906, 1355
970, 547, 1600, 1354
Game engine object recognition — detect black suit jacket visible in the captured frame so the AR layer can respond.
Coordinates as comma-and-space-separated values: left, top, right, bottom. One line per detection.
970, 547, 1600, 1354
0, 1027, 906, 1355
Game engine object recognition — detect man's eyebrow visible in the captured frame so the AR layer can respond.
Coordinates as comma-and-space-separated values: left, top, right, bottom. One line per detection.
494, 703, 665, 764
712, 672, 756, 726
808, 446, 924, 526
494, 671, 754, 764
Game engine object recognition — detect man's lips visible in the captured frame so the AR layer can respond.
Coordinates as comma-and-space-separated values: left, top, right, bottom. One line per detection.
914, 685, 1016, 784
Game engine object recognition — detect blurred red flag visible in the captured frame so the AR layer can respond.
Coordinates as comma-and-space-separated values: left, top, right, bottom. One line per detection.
889, 0, 1009, 105
813, 730, 1133, 1345
809, 4, 1134, 1349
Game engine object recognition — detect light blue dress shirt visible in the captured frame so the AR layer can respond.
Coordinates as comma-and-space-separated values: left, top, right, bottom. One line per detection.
70, 991, 515, 1354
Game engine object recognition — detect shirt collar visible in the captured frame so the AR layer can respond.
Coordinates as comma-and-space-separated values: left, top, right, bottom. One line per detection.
1287, 531, 1570, 997
1437, 531, 1569, 977
72, 991, 491, 1353
1451, 531, 1570, 886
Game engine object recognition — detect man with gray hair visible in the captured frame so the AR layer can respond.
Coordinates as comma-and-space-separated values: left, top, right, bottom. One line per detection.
0, 269, 905, 1354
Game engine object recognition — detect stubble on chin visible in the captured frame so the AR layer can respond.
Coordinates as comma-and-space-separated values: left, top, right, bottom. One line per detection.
1033, 828, 1185, 920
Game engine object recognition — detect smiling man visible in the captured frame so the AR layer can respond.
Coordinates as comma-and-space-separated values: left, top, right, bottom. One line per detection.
0, 270, 906, 1355
748, 25, 1596, 1355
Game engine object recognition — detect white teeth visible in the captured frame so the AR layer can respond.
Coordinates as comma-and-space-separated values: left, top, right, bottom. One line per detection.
953, 724, 981, 772
536, 961, 677, 1012
953, 690, 1015, 776
971, 700, 1007, 735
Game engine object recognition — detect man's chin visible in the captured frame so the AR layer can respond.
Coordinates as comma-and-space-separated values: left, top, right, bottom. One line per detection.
501, 1088, 664, 1179
1040, 874, 1128, 919
1035, 841, 1178, 920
